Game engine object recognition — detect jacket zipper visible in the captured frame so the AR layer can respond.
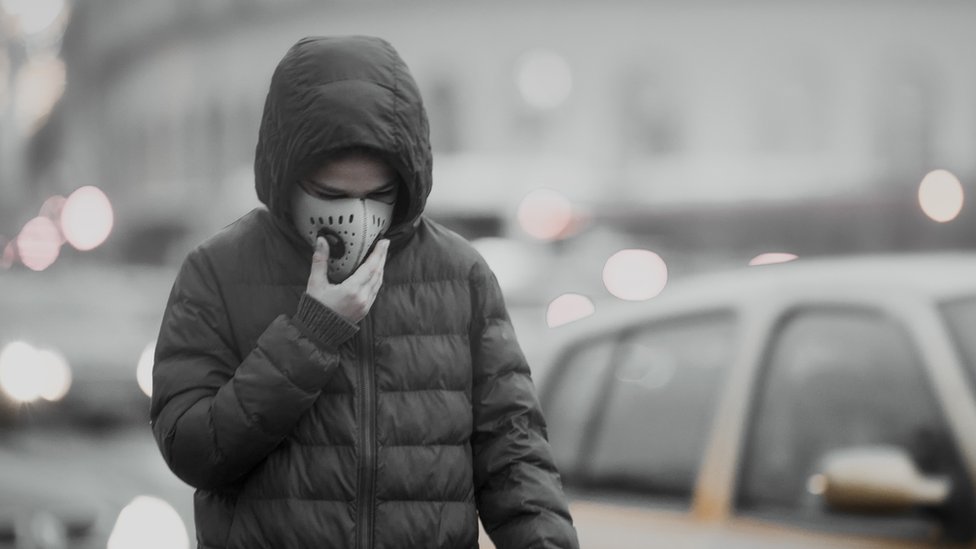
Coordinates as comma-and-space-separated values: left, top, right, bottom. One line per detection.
357, 318, 376, 549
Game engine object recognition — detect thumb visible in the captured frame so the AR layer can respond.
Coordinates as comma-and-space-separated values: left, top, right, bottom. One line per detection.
312, 236, 329, 269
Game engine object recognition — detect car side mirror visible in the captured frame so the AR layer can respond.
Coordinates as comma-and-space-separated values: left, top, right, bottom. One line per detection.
817, 446, 950, 513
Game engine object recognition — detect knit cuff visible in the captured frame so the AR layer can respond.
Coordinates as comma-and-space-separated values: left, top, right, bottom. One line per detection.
293, 293, 359, 350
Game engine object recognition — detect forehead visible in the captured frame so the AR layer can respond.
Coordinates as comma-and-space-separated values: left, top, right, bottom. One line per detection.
306, 150, 396, 194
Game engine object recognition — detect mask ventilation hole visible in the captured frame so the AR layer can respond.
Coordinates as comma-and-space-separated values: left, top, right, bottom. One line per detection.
329, 216, 333, 224
318, 217, 324, 224
349, 214, 354, 223
339, 215, 344, 224
309, 217, 315, 224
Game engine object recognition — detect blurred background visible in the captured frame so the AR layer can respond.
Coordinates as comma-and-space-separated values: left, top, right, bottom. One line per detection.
4, 0, 976, 315
1, 1, 975, 547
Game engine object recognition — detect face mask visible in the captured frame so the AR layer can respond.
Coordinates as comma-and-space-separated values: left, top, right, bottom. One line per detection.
291, 189, 395, 282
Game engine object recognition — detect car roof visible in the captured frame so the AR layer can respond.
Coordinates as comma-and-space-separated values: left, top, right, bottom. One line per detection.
669, 251, 976, 300
548, 252, 976, 349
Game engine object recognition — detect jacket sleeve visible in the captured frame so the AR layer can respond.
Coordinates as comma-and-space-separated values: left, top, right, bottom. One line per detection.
149, 247, 357, 490
469, 260, 580, 549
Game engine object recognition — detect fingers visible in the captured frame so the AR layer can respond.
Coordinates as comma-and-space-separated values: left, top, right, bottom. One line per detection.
307, 239, 387, 323
346, 239, 389, 287
308, 236, 331, 284
364, 249, 386, 299
358, 254, 385, 316
337, 240, 387, 319
312, 236, 330, 267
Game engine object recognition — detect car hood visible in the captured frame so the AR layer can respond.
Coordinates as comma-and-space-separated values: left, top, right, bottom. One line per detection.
0, 427, 193, 543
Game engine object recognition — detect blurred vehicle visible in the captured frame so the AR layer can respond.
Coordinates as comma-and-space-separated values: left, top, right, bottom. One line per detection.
0, 264, 193, 549
501, 253, 976, 548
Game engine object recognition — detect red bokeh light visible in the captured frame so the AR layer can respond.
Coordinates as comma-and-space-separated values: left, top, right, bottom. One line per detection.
517, 188, 574, 241
16, 216, 61, 271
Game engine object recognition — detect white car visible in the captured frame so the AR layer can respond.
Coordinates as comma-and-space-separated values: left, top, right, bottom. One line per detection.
523, 253, 976, 548
0, 265, 193, 549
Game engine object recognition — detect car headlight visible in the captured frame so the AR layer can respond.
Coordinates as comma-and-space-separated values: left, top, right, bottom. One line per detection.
107, 495, 189, 549
0, 341, 72, 403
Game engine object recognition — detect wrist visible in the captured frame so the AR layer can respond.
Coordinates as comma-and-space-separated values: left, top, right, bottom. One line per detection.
294, 293, 359, 350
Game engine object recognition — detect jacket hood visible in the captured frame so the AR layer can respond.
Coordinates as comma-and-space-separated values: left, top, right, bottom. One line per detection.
254, 36, 432, 246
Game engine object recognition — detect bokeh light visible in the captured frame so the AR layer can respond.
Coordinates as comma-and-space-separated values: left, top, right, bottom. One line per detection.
34, 348, 71, 401
137, 341, 155, 398
16, 216, 61, 271
602, 249, 668, 301
107, 496, 190, 549
515, 49, 573, 110
517, 188, 573, 241
918, 169, 964, 223
807, 473, 827, 496
0, 341, 70, 403
61, 185, 114, 250
13, 54, 66, 133
1, 0, 66, 35
749, 252, 799, 266
39, 194, 67, 220
546, 293, 595, 328
1, 239, 15, 269
0, 341, 40, 402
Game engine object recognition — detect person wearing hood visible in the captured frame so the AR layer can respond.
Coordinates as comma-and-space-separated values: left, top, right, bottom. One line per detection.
149, 35, 579, 549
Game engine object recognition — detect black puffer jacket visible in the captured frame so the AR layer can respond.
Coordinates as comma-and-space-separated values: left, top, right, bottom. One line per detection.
150, 36, 578, 549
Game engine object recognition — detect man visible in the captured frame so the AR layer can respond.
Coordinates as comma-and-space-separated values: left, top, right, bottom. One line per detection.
149, 35, 579, 549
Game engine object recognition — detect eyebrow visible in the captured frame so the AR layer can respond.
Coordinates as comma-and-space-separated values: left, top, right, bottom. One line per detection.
302, 179, 398, 195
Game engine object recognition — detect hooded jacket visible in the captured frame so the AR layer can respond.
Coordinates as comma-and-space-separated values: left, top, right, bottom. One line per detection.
149, 36, 579, 549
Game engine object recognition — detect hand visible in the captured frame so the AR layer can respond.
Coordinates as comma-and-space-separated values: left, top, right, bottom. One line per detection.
306, 237, 389, 323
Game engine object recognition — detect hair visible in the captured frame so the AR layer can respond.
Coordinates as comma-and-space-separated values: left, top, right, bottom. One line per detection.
300, 145, 394, 180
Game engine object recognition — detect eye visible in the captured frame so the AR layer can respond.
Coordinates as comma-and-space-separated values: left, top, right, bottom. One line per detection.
300, 180, 348, 200
368, 186, 398, 204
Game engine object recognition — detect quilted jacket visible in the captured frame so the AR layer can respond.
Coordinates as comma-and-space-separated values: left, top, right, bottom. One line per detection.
149, 35, 578, 549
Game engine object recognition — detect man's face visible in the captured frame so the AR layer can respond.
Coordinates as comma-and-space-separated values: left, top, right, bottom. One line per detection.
290, 150, 399, 281
299, 152, 398, 205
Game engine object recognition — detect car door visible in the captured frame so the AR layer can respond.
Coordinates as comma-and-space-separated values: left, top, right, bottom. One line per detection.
538, 310, 739, 548
723, 305, 976, 548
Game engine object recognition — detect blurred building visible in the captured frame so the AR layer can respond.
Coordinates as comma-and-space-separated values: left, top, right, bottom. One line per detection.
8, 0, 976, 266
1, 0, 68, 245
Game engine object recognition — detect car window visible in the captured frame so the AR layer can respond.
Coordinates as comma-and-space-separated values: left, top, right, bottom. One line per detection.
541, 336, 616, 477
941, 296, 976, 396
737, 307, 975, 542
583, 311, 737, 507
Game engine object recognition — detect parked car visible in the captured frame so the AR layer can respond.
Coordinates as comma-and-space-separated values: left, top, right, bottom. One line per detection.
488, 253, 976, 548
0, 264, 193, 549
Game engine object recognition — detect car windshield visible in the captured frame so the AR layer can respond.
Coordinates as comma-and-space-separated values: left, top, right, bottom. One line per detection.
941, 295, 976, 393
